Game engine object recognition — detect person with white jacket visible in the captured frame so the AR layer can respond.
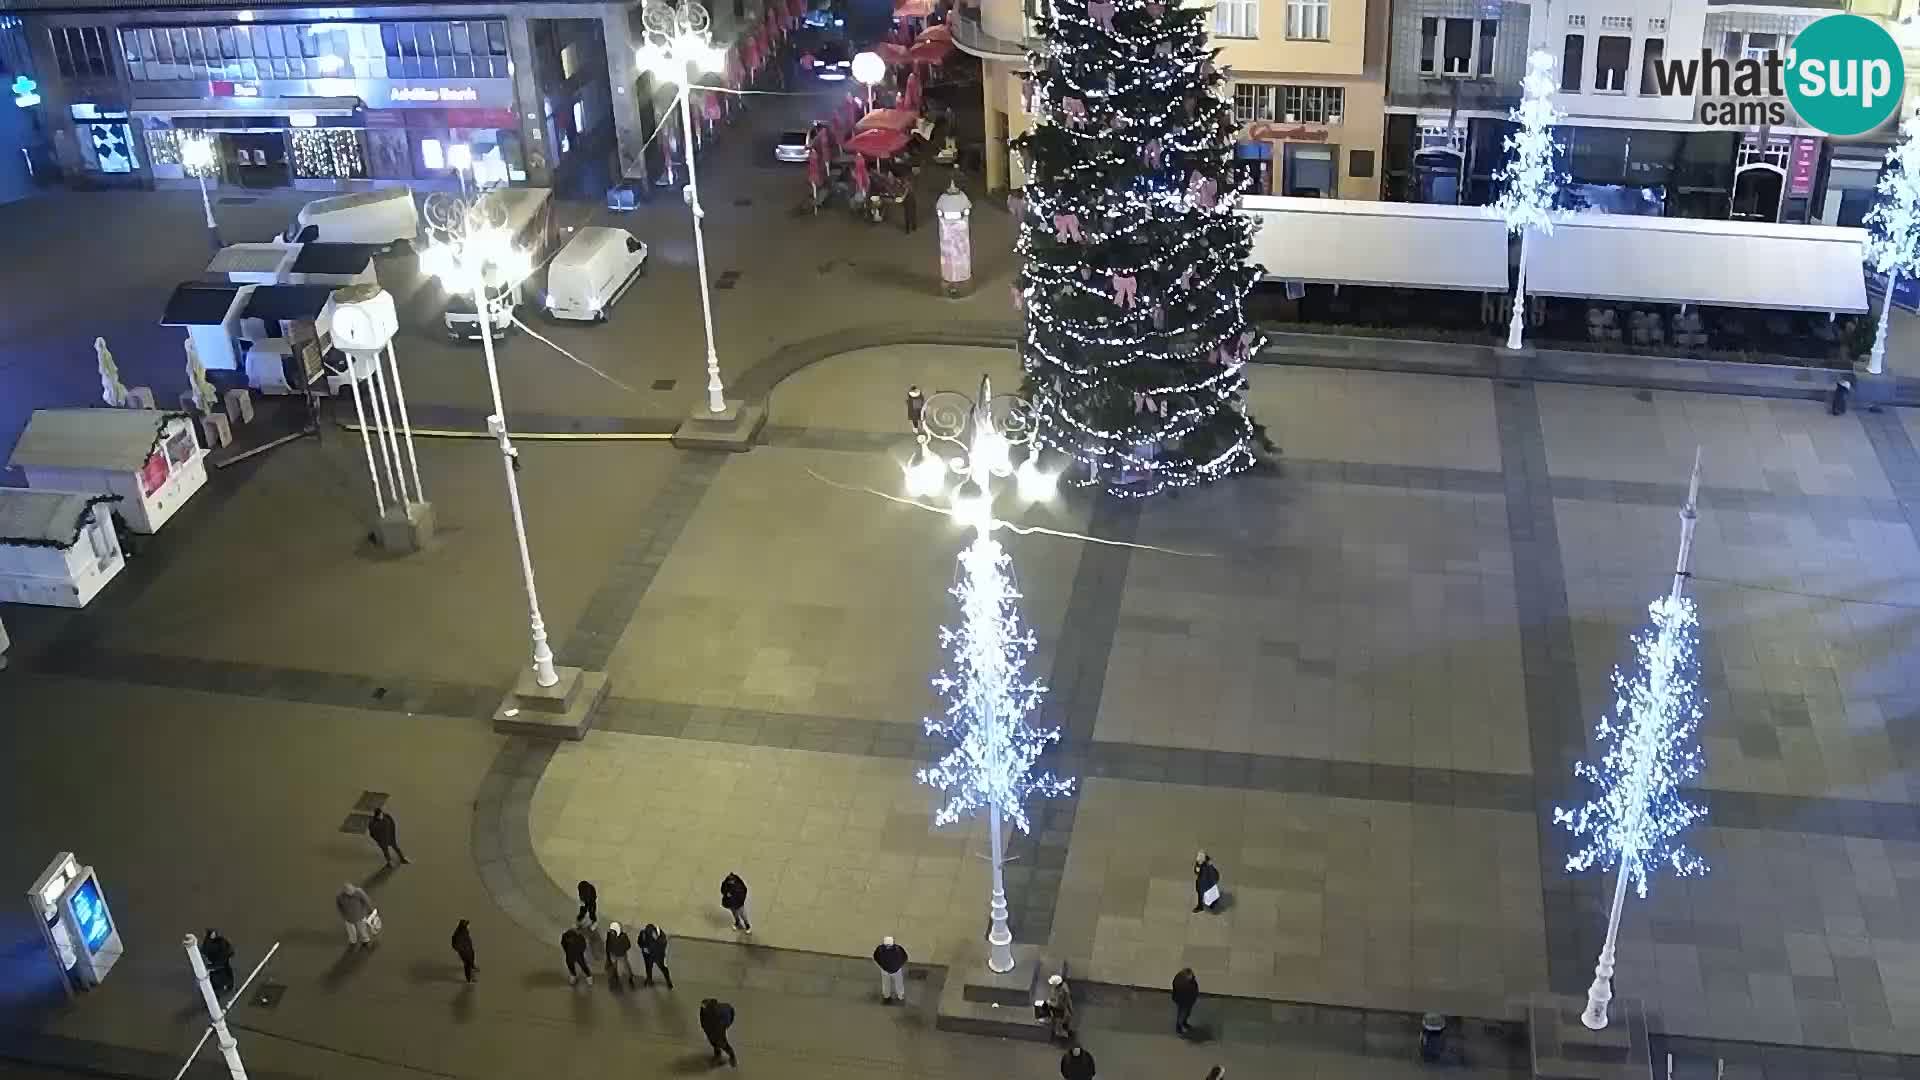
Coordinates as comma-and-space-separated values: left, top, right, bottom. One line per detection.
335, 882, 376, 947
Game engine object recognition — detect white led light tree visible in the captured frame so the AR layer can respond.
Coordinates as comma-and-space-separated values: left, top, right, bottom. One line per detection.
1864, 113, 1920, 376
1013, 0, 1270, 496
1554, 451, 1709, 1031
912, 377, 1074, 974
1493, 49, 1565, 351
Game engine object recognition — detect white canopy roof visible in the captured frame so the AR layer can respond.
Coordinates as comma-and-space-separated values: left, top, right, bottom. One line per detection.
1527, 215, 1870, 313
1242, 196, 1511, 292
9, 409, 180, 472
0, 489, 111, 549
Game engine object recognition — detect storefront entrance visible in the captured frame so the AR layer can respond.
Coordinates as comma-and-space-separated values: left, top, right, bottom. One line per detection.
225, 130, 290, 187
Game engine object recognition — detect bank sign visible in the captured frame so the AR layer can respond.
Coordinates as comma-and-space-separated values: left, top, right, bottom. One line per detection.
1645, 14, 1904, 136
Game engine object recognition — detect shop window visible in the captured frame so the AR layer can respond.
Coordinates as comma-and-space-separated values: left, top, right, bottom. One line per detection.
1285, 0, 1326, 40
562, 42, 580, 79
1214, 0, 1257, 39
1594, 35, 1629, 92
573, 97, 587, 133
1232, 83, 1276, 123
1477, 18, 1496, 77
1349, 149, 1374, 178
1742, 32, 1777, 63
1282, 84, 1342, 123
1283, 143, 1334, 196
421, 138, 445, 170
1419, 18, 1437, 74
487, 21, 509, 56
1640, 37, 1664, 96
1561, 34, 1584, 92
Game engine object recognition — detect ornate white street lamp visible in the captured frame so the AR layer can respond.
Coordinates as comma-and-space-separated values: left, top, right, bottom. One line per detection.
179, 133, 219, 233
912, 376, 1070, 974
852, 50, 886, 112
418, 191, 560, 687
638, 2, 734, 418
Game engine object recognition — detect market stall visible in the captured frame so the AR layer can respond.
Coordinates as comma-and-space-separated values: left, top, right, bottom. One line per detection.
160, 282, 252, 374
239, 284, 343, 394
206, 244, 299, 286
8, 409, 207, 534
0, 490, 125, 608
285, 243, 381, 288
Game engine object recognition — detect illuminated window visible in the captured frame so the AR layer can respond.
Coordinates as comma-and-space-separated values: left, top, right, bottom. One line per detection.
1213, 0, 1256, 39
421, 137, 444, 170
1286, 0, 1327, 40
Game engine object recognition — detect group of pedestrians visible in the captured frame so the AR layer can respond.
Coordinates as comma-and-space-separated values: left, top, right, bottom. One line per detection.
561, 880, 674, 990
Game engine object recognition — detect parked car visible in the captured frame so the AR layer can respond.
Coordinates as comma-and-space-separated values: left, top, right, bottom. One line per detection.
815, 41, 852, 81
802, 5, 844, 27
775, 130, 812, 163
544, 227, 648, 323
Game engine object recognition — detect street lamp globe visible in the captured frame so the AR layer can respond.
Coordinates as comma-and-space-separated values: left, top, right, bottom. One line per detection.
179, 135, 214, 174
852, 50, 886, 88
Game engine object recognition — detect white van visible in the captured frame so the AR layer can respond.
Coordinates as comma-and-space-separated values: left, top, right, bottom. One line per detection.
544, 227, 649, 323
285, 187, 418, 250
442, 187, 556, 341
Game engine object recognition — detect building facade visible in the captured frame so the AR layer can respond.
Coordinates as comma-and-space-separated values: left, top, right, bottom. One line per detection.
1384, 0, 1920, 224
0, 0, 776, 198
955, 0, 1389, 198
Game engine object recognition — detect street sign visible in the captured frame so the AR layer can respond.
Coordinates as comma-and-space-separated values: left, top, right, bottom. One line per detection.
12, 75, 39, 108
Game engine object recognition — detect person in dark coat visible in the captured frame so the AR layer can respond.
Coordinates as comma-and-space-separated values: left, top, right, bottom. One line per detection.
905, 385, 925, 433
367, 807, 407, 866
638, 923, 673, 988
699, 997, 738, 1066
200, 929, 235, 995
561, 926, 592, 987
576, 880, 598, 931
1172, 967, 1200, 1033
605, 921, 636, 988
1061, 1045, 1096, 1080
902, 185, 918, 234
1193, 851, 1221, 913
720, 873, 751, 932
451, 919, 477, 983
873, 936, 909, 1003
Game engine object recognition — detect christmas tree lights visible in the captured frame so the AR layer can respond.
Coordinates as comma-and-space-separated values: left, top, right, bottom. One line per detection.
1012, 0, 1268, 496
1555, 452, 1709, 1031
1864, 113, 1920, 375
1492, 49, 1564, 351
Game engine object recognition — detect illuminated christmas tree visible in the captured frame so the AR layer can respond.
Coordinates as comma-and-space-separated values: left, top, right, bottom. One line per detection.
1864, 114, 1920, 375
1493, 49, 1564, 351
1012, 0, 1268, 496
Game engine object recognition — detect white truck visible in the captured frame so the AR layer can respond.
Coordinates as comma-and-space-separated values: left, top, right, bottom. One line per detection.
284, 187, 418, 250
442, 187, 556, 341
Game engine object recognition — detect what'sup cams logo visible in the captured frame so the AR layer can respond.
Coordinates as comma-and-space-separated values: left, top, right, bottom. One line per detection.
1645, 13, 1904, 136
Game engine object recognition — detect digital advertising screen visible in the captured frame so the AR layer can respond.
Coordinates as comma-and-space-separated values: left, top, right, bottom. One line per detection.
67, 878, 112, 954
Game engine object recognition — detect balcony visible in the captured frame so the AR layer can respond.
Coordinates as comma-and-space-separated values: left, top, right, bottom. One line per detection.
952, 6, 1035, 62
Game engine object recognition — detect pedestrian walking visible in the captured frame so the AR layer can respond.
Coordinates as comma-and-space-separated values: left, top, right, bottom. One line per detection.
1061, 1045, 1096, 1080
576, 880, 598, 932
561, 925, 592, 987
873, 936, 909, 1003
367, 807, 408, 866
335, 882, 377, 947
1193, 851, 1222, 913
606, 921, 637, 989
906, 385, 925, 433
200, 929, 236, 995
1172, 967, 1200, 1034
720, 872, 751, 933
638, 923, 674, 988
1203, 1068, 1226, 1080
902, 185, 918, 234
451, 919, 477, 983
1044, 973, 1075, 1040
699, 997, 738, 1066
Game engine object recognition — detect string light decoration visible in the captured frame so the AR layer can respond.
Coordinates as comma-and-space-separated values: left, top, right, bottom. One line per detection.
1011, 0, 1272, 497
1554, 451, 1709, 1031
1864, 113, 1920, 375
290, 128, 367, 180
913, 377, 1073, 974
1492, 49, 1565, 351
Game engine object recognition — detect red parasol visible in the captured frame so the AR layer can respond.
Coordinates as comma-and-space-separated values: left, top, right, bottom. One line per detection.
857, 107, 917, 132
846, 126, 910, 158
904, 69, 923, 110
914, 23, 953, 45
869, 41, 911, 67
908, 39, 950, 68
852, 151, 869, 193
892, 0, 933, 17
807, 147, 826, 188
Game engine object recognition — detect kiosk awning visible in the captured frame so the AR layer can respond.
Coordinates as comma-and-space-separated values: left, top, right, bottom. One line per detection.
160, 282, 248, 327
1527, 216, 1870, 313
289, 243, 379, 276
131, 96, 362, 119
243, 284, 338, 322
1241, 196, 1511, 291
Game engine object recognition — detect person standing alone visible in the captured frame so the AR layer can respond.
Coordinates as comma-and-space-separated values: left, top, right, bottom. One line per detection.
1193, 852, 1221, 913
873, 936, 909, 1003
1060, 1045, 1096, 1080
576, 880, 598, 932
367, 807, 407, 867
200, 929, 235, 995
720, 872, 751, 933
699, 998, 738, 1066
336, 882, 376, 947
1172, 967, 1200, 1034
450, 919, 477, 983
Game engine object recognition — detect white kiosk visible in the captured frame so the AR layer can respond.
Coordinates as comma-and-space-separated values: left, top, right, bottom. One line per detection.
8, 409, 208, 534
160, 282, 253, 375
0, 490, 125, 607
26, 852, 124, 994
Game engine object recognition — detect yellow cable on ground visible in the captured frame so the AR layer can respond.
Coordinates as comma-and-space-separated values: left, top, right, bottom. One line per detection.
338, 423, 675, 441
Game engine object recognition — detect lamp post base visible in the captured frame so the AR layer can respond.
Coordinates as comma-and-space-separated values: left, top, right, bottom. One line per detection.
492, 665, 609, 740
671, 398, 766, 452
932, 942, 1057, 1042
373, 500, 436, 554
1523, 993, 1652, 1080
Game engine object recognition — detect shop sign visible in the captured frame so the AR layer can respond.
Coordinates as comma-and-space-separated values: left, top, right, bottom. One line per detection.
211, 81, 260, 97
12, 75, 39, 108
391, 85, 481, 104
1789, 136, 1821, 197
1246, 122, 1328, 143
199, 77, 511, 110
